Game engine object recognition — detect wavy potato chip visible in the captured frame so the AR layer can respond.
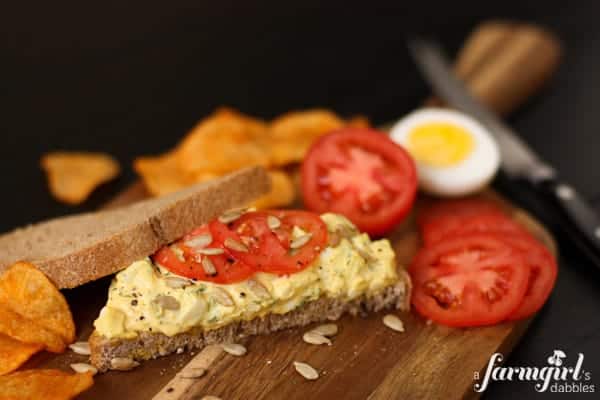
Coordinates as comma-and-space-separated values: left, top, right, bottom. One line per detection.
252, 170, 296, 209
0, 262, 75, 344
0, 369, 94, 400
177, 108, 271, 175
0, 334, 43, 376
268, 109, 345, 166
0, 305, 65, 353
41, 152, 120, 205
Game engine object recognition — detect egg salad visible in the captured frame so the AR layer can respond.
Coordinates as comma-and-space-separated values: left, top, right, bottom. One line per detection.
94, 213, 398, 339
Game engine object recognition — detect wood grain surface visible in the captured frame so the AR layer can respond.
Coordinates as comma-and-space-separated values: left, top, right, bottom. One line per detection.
26, 182, 555, 400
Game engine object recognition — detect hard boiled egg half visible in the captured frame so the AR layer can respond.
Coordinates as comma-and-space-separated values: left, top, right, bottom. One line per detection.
390, 108, 500, 197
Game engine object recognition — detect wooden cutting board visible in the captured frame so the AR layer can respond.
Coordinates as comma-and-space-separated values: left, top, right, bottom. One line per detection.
31, 182, 556, 400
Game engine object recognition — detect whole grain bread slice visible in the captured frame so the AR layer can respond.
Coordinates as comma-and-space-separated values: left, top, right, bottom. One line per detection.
90, 270, 411, 372
0, 166, 270, 289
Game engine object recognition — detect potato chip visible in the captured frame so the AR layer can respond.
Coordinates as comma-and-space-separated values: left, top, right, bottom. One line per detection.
0, 305, 65, 353
0, 369, 94, 400
0, 262, 75, 344
134, 151, 194, 197
176, 108, 271, 175
41, 152, 120, 205
0, 334, 43, 376
251, 170, 296, 209
267, 109, 346, 166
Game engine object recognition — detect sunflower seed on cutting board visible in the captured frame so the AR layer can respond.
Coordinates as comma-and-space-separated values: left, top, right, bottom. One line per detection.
70, 363, 98, 375
221, 343, 247, 356
310, 323, 338, 337
302, 331, 332, 346
180, 367, 207, 379
110, 357, 140, 371
293, 361, 319, 380
68, 341, 91, 355
383, 314, 405, 332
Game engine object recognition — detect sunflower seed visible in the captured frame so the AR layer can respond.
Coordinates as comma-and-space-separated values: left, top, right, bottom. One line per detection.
383, 314, 405, 332
247, 278, 270, 299
310, 323, 338, 337
184, 233, 212, 249
221, 343, 247, 356
355, 246, 376, 263
170, 245, 186, 262
110, 357, 140, 371
70, 363, 98, 375
164, 276, 193, 289
224, 237, 248, 252
293, 361, 319, 380
302, 331, 332, 346
68, 341, 91, 355
154, 295, 181, 311
290, 233, 312, 249
267, 215, 281, 229
180, 367, 206, 379
202, 257, 217, 276
201, 396, 222, 400
328, 232, 341, 247
218, 208, 245, 224
213, 288, 234, 307
195, 247, 224, 256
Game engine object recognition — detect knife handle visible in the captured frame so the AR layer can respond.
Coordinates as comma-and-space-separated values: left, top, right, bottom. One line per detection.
537, 177, 600, 261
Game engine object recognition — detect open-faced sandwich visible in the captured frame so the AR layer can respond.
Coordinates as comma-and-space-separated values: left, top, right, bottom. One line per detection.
0, 165, 411, 373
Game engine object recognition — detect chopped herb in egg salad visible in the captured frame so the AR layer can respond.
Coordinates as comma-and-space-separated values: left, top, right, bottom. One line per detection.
94, 212, 398, 339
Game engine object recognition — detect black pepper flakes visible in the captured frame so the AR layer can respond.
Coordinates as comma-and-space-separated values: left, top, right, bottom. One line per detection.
240, 292, 246, 298
139, 316, 145, 320
166, 387, 174, 393
131, 299, 138, 306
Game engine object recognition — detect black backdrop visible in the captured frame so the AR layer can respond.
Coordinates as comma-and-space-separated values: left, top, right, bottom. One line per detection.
2, 1, 600, 398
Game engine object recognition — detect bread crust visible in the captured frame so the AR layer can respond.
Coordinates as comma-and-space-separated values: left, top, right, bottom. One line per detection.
90, 273, 411, 372
0, 167, 270, 289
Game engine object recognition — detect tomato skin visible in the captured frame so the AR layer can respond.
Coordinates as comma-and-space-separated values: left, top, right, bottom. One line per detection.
491, 234, 558, 321
231, 210, 328, 274
301, 128, 417, 236
410, 234, 530, 327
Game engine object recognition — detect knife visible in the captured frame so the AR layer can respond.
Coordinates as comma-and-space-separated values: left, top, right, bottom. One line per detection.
408, 37, 600, 266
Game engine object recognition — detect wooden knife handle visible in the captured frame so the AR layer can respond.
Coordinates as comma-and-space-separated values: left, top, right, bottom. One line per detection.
427, 21, 562, 116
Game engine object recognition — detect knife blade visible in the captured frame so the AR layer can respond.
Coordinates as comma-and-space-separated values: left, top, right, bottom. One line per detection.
408, 37, 600, 266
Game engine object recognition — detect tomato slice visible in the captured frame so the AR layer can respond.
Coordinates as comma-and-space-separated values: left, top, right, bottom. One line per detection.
421, 212, 529, 246
409, 234, 530, 327
152, 223, 254, 284
231, 210, 328, 274
301, 128, 417, 236
491, 234, 558, 320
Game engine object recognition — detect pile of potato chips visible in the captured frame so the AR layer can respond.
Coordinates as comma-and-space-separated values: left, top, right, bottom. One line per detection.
0, 262, 93, 399
135, 108, 369, 207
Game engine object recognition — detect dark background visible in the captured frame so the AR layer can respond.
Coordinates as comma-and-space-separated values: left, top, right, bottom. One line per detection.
2, 1, 599, 397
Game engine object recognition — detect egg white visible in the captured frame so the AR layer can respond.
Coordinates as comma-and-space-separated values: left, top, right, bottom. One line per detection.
389, 108, 500, 197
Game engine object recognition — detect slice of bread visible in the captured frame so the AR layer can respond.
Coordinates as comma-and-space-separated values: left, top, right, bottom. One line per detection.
90, 270, 411, 372
0, 166, 270, 289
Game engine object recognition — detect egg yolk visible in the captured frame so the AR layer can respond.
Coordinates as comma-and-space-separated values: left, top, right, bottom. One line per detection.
407, 123, 474, 167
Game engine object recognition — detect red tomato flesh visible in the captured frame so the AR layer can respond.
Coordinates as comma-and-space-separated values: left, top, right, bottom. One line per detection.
301, 128, 417, 236
410, 234, 530, 327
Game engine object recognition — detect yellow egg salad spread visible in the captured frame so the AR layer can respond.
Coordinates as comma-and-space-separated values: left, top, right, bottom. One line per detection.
94, 213, 398, 339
